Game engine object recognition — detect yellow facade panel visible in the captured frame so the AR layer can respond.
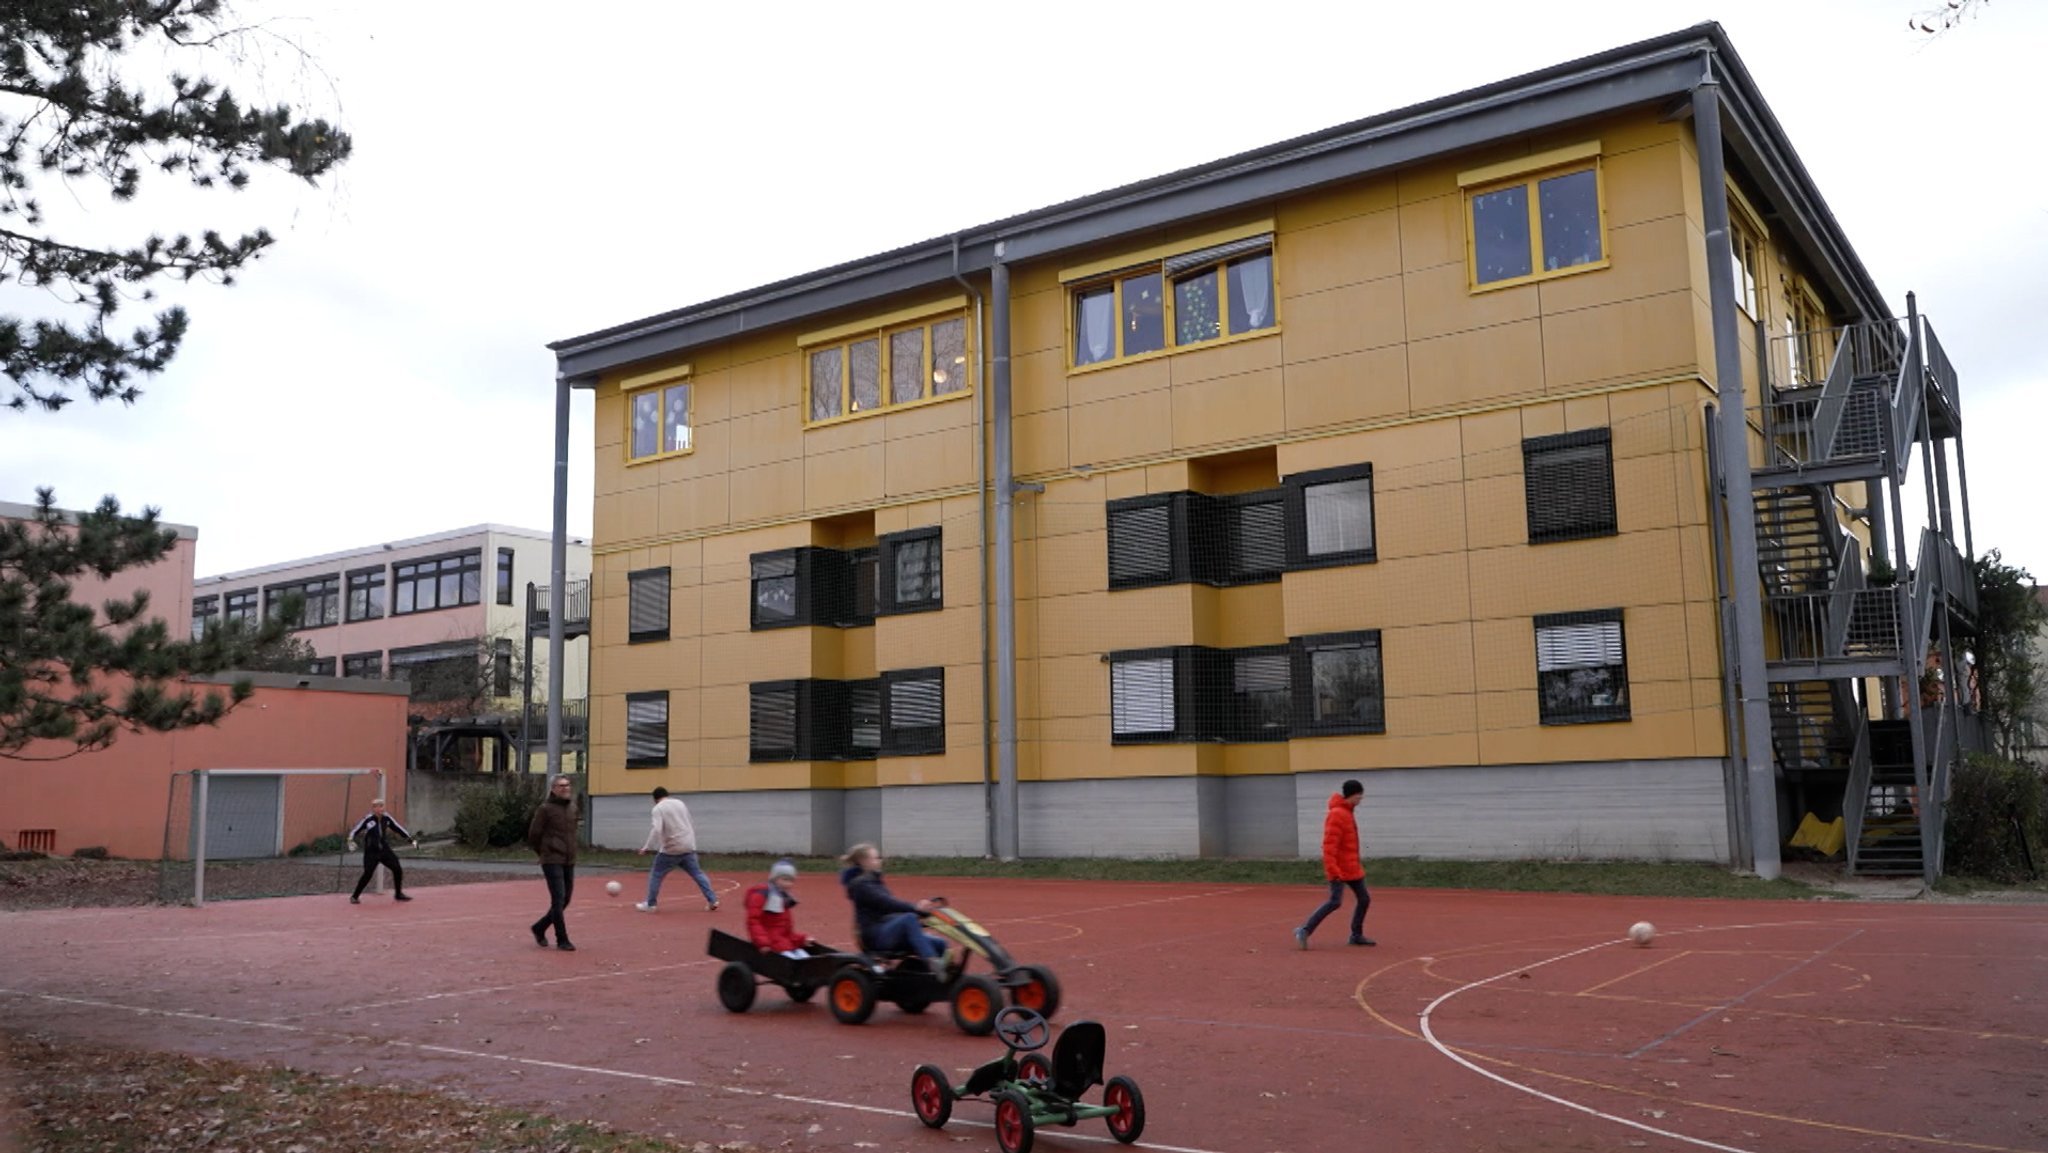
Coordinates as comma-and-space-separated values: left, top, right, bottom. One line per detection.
881, 394, 974, 440
1408, 319, 1546, 413
1211, 583, 1286, 649
699, 579, 750, 634
1598, 140, 1686, 230
1036, 653, 1106, 719
1378, 482, 1467, 559
1014, 349, 1067, 416
802, 411, 886, 456
620, 486, 660, 544
1282, 551, 1469, 634
1167, 331, 1284, 386
1280, 345, 1410, 433
1469, 616, 1535, 693
1014, 409, 1069, 477
1014, 287, 1063, 357
1036, 529, 1107, 599
1462, 474, 1526, 551
1396, 193, 1464, 273
727, 354, 796, 418
1173, 368, 1286, 451
1540, 291, 1700, 394
1459, 408, 1525, 478
1385, 621, 1478, 697
1355, 418, 1465, 492
1275, 179, 1398, 232
1055, 739, 1196, 782
1685, 598, 1724, 682
1067, 355, 1170, 406
1563, 394, 1611, 434
1613, 453, 1681, 533
593, 389, 624, 449
1036, 587, 1195, 658
1280, 277, 1407, 362
1520, 402, 1566, 440
1069, 390, 1173, 471
1144, 460, 1192, 494
593, 595, 627, 649
731, 408, 804, 472
1621, 603, 1691, 682
883, 428, 975, 499
1277, 209, 1404, 298
1404, 259, 1540, 344
698, 684, 748, 740
701, 626, 814, 686
727, 460, 806, 525
1538, 216, 1698, 316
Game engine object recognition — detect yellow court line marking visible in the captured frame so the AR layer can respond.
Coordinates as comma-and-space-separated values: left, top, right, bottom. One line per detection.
1574, 947, 1694, 995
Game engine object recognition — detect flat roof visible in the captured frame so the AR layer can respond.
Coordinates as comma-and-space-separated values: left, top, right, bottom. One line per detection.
195, 523, 590, 585
549, 22, 1886, 385
0, 498, 199, 540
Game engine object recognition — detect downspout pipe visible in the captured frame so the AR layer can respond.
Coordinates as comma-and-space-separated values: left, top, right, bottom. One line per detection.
1695, 61, 1781, 879
991, 251, 1019, 861
952, 236, 995, 859
547, 371, 570, 782
1702, 404, 1750, 868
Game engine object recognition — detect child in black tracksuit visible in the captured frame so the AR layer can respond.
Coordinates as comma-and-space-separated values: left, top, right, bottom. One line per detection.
348, 799, 416, 903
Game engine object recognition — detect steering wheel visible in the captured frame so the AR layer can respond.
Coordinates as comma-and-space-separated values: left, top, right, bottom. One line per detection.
994, 1006, 1050, 1052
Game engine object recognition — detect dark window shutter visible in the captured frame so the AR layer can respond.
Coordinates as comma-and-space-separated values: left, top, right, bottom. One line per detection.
1226, 492, 1287, 583
626, 692, 669, 767
848, 547, 879, 625
750, 683, 800, 761
1110, 653, 1178, 739
1107, 498, 1175, 587
848, 678, 881, 757
627, 567, 670, 642
881, 668, 945, 755
1524, 429, 1617, 543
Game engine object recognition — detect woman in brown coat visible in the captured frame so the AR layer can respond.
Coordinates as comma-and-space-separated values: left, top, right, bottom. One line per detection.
528, 775, 580, 951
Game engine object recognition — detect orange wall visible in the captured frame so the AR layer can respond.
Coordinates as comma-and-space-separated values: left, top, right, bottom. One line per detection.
3, 682, 408, 860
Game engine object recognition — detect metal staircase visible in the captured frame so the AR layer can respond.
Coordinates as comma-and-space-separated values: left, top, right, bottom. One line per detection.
1747, 304, 1977, 883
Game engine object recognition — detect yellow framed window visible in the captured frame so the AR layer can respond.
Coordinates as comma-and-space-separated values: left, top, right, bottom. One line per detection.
1781, 278, 1829, 387
1462, 150, 1608, 290
1731, 221, 1764, 319
1070, 236, 1275, 368
625, 372, 692, 462
805, 312, 970, 425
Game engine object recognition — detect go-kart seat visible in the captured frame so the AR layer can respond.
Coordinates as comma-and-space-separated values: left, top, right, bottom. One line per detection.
1050, 1020, 1106, 1100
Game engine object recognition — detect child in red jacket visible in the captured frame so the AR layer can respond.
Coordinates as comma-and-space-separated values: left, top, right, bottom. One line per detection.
745, 860, 813, 958
1294, 779, 1374, 949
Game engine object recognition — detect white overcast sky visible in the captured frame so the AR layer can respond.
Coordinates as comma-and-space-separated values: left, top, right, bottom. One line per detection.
3, 0, 2042, 580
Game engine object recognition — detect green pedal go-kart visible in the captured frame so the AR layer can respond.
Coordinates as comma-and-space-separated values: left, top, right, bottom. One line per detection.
707, 904, 1060, 1037
910, 1007, 1144, 1153
825, 904, 1061, 1036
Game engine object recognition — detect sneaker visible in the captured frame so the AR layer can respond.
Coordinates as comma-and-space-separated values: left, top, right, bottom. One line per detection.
394, 894, 412, 902
634, 902, 656, 913
532, 926, 548, 947
1348, 935, 1376, 947
349, 896, 360, 905
1293, 927, 1309, 951
557, 940, 577, 952
706, 900, 720, 912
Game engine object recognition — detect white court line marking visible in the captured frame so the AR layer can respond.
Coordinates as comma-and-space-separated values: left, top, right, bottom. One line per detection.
1417, 934, 1757, 1153
0, 987, 1225, 1153
273, 959, 719, 1021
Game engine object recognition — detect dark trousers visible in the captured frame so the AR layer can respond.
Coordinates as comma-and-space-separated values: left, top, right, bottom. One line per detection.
1301, 878, 1370, 939
352, 844, 403, 899
533, 863, 575, 943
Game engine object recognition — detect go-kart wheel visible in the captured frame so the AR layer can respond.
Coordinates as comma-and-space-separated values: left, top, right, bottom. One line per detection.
952, 974, 1002, 1036
893, 957, 934, 1015
715, 962, 756, 1013
992, 1089, 1035, 1153
785, 981, 816, 1003
1016, 1052, 1052, 1087
1104, 1075, 1145, 1144
910, 1064, 953, 1129
828, 965, 877, 1025
992, 1005, 1051, 1052
1008, 965, 1062, 1020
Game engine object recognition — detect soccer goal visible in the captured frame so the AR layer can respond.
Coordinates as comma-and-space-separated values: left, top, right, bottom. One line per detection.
156, 768, 386, 906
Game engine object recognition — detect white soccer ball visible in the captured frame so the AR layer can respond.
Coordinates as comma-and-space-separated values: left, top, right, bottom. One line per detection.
606, 881, 623, 897
1628, 921, 1655, 947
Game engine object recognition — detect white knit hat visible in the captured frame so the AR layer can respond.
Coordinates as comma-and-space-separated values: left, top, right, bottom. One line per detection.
770, 859, 798, 882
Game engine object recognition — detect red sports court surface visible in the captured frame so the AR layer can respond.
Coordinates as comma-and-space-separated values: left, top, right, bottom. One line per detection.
3, 875, 2044, 1153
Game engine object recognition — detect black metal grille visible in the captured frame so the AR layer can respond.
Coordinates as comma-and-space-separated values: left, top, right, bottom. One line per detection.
1106, 487, 1293, 589
1109, 643, 1305, 744
879, 528, 943, 615
625, 691, 669, 767
1524, 429, 1617, 544
1291, 631, 1384, 735
627, 566, 670, 643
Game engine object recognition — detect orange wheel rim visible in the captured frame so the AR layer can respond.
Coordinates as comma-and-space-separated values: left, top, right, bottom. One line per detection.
834, 982, 861, 1012
958, 986, 991, 1021
1014, 980, 1045, 1010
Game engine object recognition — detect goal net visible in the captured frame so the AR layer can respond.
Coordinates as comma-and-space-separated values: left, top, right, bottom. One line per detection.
156, 768, 386, 906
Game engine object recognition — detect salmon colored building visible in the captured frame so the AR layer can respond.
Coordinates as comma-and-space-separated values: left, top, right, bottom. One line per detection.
541, 26, 1981, 879
2, 500, 410, 859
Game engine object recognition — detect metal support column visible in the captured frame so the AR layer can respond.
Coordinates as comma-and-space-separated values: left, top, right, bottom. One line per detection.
547, 372, 570, 780
991, 253, 1018, 862
1695, 68, 1781, 879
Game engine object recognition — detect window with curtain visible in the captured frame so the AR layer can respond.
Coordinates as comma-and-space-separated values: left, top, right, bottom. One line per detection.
1068, 234, 1277, 368
1465, 160, 1607, 289
628, 378, 691, 461
804, 311, 972, 424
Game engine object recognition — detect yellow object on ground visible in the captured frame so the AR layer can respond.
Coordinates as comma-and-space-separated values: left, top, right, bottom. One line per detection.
1788, 812, 1845, 858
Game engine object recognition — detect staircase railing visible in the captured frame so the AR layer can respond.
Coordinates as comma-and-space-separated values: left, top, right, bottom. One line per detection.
1920, 703, 1955, 882
1889, 324, 1924, 481
1842, 719, 1874, 870
1923, 319, 1959, 430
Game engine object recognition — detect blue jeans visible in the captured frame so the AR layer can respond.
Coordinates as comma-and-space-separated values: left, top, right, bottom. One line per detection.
866, 911, 945, 960
1301, 878, 1370, 939
645, 850, 716, 906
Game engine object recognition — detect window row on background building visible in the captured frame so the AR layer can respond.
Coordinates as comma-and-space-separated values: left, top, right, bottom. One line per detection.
616, 668, 946, 769
192, 547, 510, 639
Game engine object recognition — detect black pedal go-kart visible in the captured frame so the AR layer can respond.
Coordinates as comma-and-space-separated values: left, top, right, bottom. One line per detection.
708, 902, 1060, 1037
910, 1007, 1144, 1153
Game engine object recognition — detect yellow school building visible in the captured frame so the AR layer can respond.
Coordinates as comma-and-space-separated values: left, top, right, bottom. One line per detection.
542, 24, 1979, 877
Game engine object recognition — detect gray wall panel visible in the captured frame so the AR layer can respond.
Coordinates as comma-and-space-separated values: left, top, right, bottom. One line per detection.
1222, 775, 1298, 858
1019, 777, 1204, 857
879, 784, 987, 857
